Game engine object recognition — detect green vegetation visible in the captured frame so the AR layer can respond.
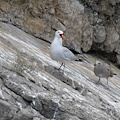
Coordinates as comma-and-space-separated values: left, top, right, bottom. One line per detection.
13, 55, 35, 76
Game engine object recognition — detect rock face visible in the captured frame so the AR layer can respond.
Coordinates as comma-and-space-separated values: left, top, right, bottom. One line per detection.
0, 0, 93, 53
0, 22, 120, 120
81, 0, 120, 64
0, 0, 120, 119
1, 0, 120, 65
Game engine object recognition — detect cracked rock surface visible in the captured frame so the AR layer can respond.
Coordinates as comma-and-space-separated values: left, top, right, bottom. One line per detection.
0, 22, 120, 120
1, 0, 120, 65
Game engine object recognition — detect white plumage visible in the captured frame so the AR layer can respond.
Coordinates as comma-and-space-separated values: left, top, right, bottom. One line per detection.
50, 30, 76, 72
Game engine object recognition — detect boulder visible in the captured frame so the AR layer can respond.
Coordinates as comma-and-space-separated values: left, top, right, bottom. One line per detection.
0, 22, 120, 120
0, 0, 92, 53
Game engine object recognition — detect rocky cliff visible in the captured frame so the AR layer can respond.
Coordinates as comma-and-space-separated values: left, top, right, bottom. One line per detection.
0, 0, 120, 120
1, 0, 120, 65
0, 22, 120, 120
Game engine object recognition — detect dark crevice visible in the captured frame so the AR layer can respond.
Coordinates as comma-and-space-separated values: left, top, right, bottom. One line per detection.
36, 37, 51, 44
42, 84, 50, 91
88, 49, 117, 64
52, 28, 57, 32
1, 77, 33, 105
2, 66, 25, 78
57, 19, 66, 27
2, 65, 36, 84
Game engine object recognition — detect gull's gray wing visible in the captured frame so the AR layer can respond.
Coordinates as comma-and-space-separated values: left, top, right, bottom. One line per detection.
62, 47, 76, 61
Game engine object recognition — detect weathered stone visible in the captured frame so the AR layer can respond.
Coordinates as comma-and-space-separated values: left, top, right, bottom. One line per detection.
1, 0, 120, 64
93, 26, 106, 43
78, 0, 120, 64
115, 41, 120, 55
105, 26, 119, 52
32, 93, 59, 119
109, 0, 117, 5
116, 0, 120, 3
0, 1, 10, 13
0, 100, 11, 119
0, 0, 93, 54
12, 109, 33, 120
116, 54, 120, 65
0, 22, 120, 120
100, 1, 115, 16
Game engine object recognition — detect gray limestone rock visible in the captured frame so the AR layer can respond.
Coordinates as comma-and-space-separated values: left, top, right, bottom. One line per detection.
105, 26, 119, 52
0, 0, 92, 54
0, 13, 120, 120
93, 26, 106, 43
1, 0, 120, 64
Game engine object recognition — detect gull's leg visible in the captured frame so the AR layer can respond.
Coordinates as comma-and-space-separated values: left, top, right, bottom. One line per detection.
58, 63, 63, 70
54, 63, 63, 71
96, 77, 100, 84
62, 63, 65, 73
59, 63, 65, 74
98, 77, 100, 82
55, 63, 65, 74
106, 78, 109, 89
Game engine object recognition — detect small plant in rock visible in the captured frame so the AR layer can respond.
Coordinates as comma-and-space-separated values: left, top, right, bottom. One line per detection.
13, 55, 35, 76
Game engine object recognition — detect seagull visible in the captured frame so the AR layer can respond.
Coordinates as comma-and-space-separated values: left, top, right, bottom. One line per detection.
50, 30, 77, 73
94, 61, 116, 88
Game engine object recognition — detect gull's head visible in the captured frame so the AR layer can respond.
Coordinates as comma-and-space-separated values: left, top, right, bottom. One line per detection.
94, 61, 101, 66
55, 30, 64, 39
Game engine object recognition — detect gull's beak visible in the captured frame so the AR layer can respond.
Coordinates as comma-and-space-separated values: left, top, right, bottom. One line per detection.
59, 33, 64, 39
